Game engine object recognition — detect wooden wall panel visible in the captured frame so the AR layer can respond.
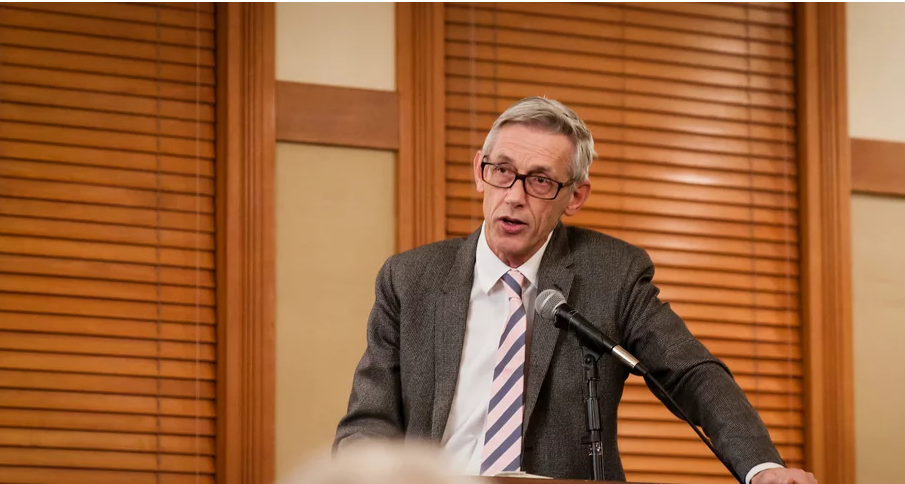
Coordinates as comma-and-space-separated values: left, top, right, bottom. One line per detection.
851, 137, 905, 197
0, 2, 217, 483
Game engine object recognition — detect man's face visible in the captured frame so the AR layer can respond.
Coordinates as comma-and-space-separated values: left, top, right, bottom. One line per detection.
473, 124, 591, 267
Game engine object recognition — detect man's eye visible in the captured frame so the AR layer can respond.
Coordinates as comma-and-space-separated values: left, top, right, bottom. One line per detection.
496, 166, 511, 174
532, 176, 552, 185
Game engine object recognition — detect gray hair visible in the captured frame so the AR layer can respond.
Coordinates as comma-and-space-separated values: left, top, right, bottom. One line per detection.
481, 96, 596, 184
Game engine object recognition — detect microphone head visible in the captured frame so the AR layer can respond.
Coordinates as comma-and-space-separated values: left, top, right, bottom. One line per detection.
536, 289, 566, 319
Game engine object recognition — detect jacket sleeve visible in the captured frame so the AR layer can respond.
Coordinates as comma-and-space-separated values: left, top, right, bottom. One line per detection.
333, 256, 405, 450
617, 248, 784, 481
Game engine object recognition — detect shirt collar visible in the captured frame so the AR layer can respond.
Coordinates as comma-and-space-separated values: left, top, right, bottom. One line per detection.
475, 221, 554, 294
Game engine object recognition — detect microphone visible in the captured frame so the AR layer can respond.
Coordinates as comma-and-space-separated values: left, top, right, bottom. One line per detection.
536, 289, 744, 484
536, 289, 648, 376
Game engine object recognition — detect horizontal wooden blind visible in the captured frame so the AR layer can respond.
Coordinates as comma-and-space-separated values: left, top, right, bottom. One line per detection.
0, 2, 217, 483
444, 2, 802, 483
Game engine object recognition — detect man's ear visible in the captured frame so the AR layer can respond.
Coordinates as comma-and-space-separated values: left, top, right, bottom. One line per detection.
473, 150, 485, 193
564, 180, 591, 216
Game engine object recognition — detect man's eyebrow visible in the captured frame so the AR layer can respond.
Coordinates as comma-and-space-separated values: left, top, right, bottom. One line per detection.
494, 154, 514, 164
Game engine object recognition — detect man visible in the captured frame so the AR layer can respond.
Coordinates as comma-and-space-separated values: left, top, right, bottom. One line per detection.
335, 97, 816, 484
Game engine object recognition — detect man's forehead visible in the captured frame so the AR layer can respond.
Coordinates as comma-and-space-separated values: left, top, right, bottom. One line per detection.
491, 148, 571, 171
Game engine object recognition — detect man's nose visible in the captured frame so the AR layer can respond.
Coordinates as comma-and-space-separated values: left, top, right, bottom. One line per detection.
504, 178, 528, 205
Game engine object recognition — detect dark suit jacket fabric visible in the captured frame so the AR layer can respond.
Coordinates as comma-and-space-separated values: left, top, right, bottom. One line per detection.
335, 223, 783, 481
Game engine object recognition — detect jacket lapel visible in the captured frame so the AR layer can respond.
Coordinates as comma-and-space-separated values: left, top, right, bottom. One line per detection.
430, 228, 481, 439
524, 223, 574, 431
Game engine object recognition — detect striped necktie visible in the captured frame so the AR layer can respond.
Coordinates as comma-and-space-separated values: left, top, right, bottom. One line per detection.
480, 269, 528, 476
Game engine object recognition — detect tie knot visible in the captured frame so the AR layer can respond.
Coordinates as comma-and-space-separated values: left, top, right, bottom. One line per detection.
501, 269, 526, 299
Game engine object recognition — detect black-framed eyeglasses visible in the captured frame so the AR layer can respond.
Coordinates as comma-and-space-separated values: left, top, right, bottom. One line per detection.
480, 157, 573, 200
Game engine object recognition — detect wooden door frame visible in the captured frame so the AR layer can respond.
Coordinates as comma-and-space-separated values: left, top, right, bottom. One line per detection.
216, 3, 277, 484
796, 4, 855, 484
208, 2, 857, 483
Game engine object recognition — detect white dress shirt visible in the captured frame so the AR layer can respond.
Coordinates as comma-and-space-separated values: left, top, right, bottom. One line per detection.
439, 223, 783, 483
440, 223, 552, 474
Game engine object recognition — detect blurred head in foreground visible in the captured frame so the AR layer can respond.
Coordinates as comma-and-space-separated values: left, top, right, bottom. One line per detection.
285, 441, 473, 484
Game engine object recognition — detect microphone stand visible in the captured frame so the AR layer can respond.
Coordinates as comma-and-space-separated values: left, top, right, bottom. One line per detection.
580, 344, 605, 481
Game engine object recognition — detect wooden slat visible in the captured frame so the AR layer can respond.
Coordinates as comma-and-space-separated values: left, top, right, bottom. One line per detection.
11, 2, 216, 30
0, 447, 214, 473
447, 59, 795, 110
0, 466, 215, 484
0, 44, 215, 86
658, 284, 798, 309
445, 83, 797, 128
0, 330, 214, 361
452, 4, 794, 51
0, 140, 214, 176
0, 352, 214, 380
0, 254, 215, 287
0, 178, 214, 214
0, 313, 216, 343
0, 389, 214, 418
0, 428, 215, 455
0, 84, 216, 123
0, 369, 215, 399
0, 408, 215, 436
447, 41, 794, 93
444, 22, 794, 77
141, 2, 215, 14
0, 274, 214, 306
669, 301, 798, 327
0, 216, 214, 251
626, 3, 793, 26
0, 6, 215, 48
567, 209, 796, 244
0, 235, 214, 269
0, 25, 215, 66
647, 248, 797, 276
0, 293, 215, 324
1, 122, 215, 159
657, 266, 798, 293
0, 103, 215, 140
0, 198, 215, 233
0, 64, 215, 104
0, 159, 214, 196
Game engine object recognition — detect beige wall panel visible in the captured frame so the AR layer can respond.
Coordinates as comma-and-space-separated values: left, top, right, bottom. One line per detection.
848, 4, 905, 484
275, 2, 395, 90
847, 2, 905, 143
851, 194, 905, 484
275, 143, 396, 479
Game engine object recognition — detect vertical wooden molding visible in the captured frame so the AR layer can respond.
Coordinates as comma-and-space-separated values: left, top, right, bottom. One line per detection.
396, 3, 447, 252
796, 4, 855, 484
216, 3, 276, 484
